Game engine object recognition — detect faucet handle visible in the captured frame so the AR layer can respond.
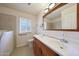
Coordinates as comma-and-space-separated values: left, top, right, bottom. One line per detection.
63, 39, 68, 43
60, 39, 68, 43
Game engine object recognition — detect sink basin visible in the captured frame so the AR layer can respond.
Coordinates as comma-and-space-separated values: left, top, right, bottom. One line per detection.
65, 44, 79, 56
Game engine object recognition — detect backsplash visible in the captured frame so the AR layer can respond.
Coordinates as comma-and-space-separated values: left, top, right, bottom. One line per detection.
43, 30, 64, 39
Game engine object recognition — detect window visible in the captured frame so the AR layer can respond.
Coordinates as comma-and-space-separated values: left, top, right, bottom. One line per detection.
20, 17, 31, 33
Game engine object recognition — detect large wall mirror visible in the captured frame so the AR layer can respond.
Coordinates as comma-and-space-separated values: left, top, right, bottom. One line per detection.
43, 3, 79, 31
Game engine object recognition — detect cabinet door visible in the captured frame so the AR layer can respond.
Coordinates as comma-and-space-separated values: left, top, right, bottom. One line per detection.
33, 39, 37, 55
41, 43, 58, 56
33, 38, 59, 56
62, 4, 77, 29
33, 39, 42, 56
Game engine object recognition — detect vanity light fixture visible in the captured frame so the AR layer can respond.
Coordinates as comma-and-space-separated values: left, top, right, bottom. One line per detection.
48, 3, 55, 9
44, 3, 55, 14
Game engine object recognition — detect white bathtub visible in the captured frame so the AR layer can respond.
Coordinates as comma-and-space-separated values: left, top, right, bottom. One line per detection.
0, 30, 14, 56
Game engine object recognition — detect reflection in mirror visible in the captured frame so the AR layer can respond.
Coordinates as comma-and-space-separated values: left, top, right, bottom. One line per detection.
44, 12, 61, 30
43, 3, 77, 30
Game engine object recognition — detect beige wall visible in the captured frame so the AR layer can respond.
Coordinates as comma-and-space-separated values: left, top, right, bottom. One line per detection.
0, 14, 16, 31
0, 5, 37, 47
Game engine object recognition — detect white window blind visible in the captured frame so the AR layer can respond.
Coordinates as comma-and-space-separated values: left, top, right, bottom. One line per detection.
20, 17, 31, 33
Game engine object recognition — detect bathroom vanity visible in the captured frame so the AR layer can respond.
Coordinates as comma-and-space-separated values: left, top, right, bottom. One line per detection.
33, 35, 79, 56
33, 36, 59, 56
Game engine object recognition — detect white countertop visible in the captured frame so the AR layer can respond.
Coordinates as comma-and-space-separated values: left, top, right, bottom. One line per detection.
33, 35, 79, 56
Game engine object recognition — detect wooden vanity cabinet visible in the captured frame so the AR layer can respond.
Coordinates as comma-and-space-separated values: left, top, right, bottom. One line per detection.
33, 38, 42, 56
33, 37, 59, 56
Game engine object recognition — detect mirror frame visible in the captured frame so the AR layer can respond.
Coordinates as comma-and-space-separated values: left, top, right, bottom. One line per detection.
43, 3, 79, 31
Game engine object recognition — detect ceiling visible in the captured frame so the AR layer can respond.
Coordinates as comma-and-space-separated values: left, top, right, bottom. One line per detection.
0, 3, 49, 16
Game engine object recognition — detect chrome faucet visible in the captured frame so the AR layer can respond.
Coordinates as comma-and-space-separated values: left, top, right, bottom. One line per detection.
60, 34, 68, 43
60, 39, 68, 43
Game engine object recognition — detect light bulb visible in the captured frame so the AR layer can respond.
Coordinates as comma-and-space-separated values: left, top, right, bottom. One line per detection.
44, 8, 48, 13
49, 3, 55, 9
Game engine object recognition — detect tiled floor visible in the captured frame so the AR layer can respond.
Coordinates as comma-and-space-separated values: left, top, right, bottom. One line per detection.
11, 46, 34, 56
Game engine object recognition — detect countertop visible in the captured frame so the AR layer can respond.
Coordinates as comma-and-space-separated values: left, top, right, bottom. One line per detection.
33, 35, 79, 56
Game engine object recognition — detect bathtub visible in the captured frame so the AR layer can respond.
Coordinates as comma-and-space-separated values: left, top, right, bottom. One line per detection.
0, 30, 14, 56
